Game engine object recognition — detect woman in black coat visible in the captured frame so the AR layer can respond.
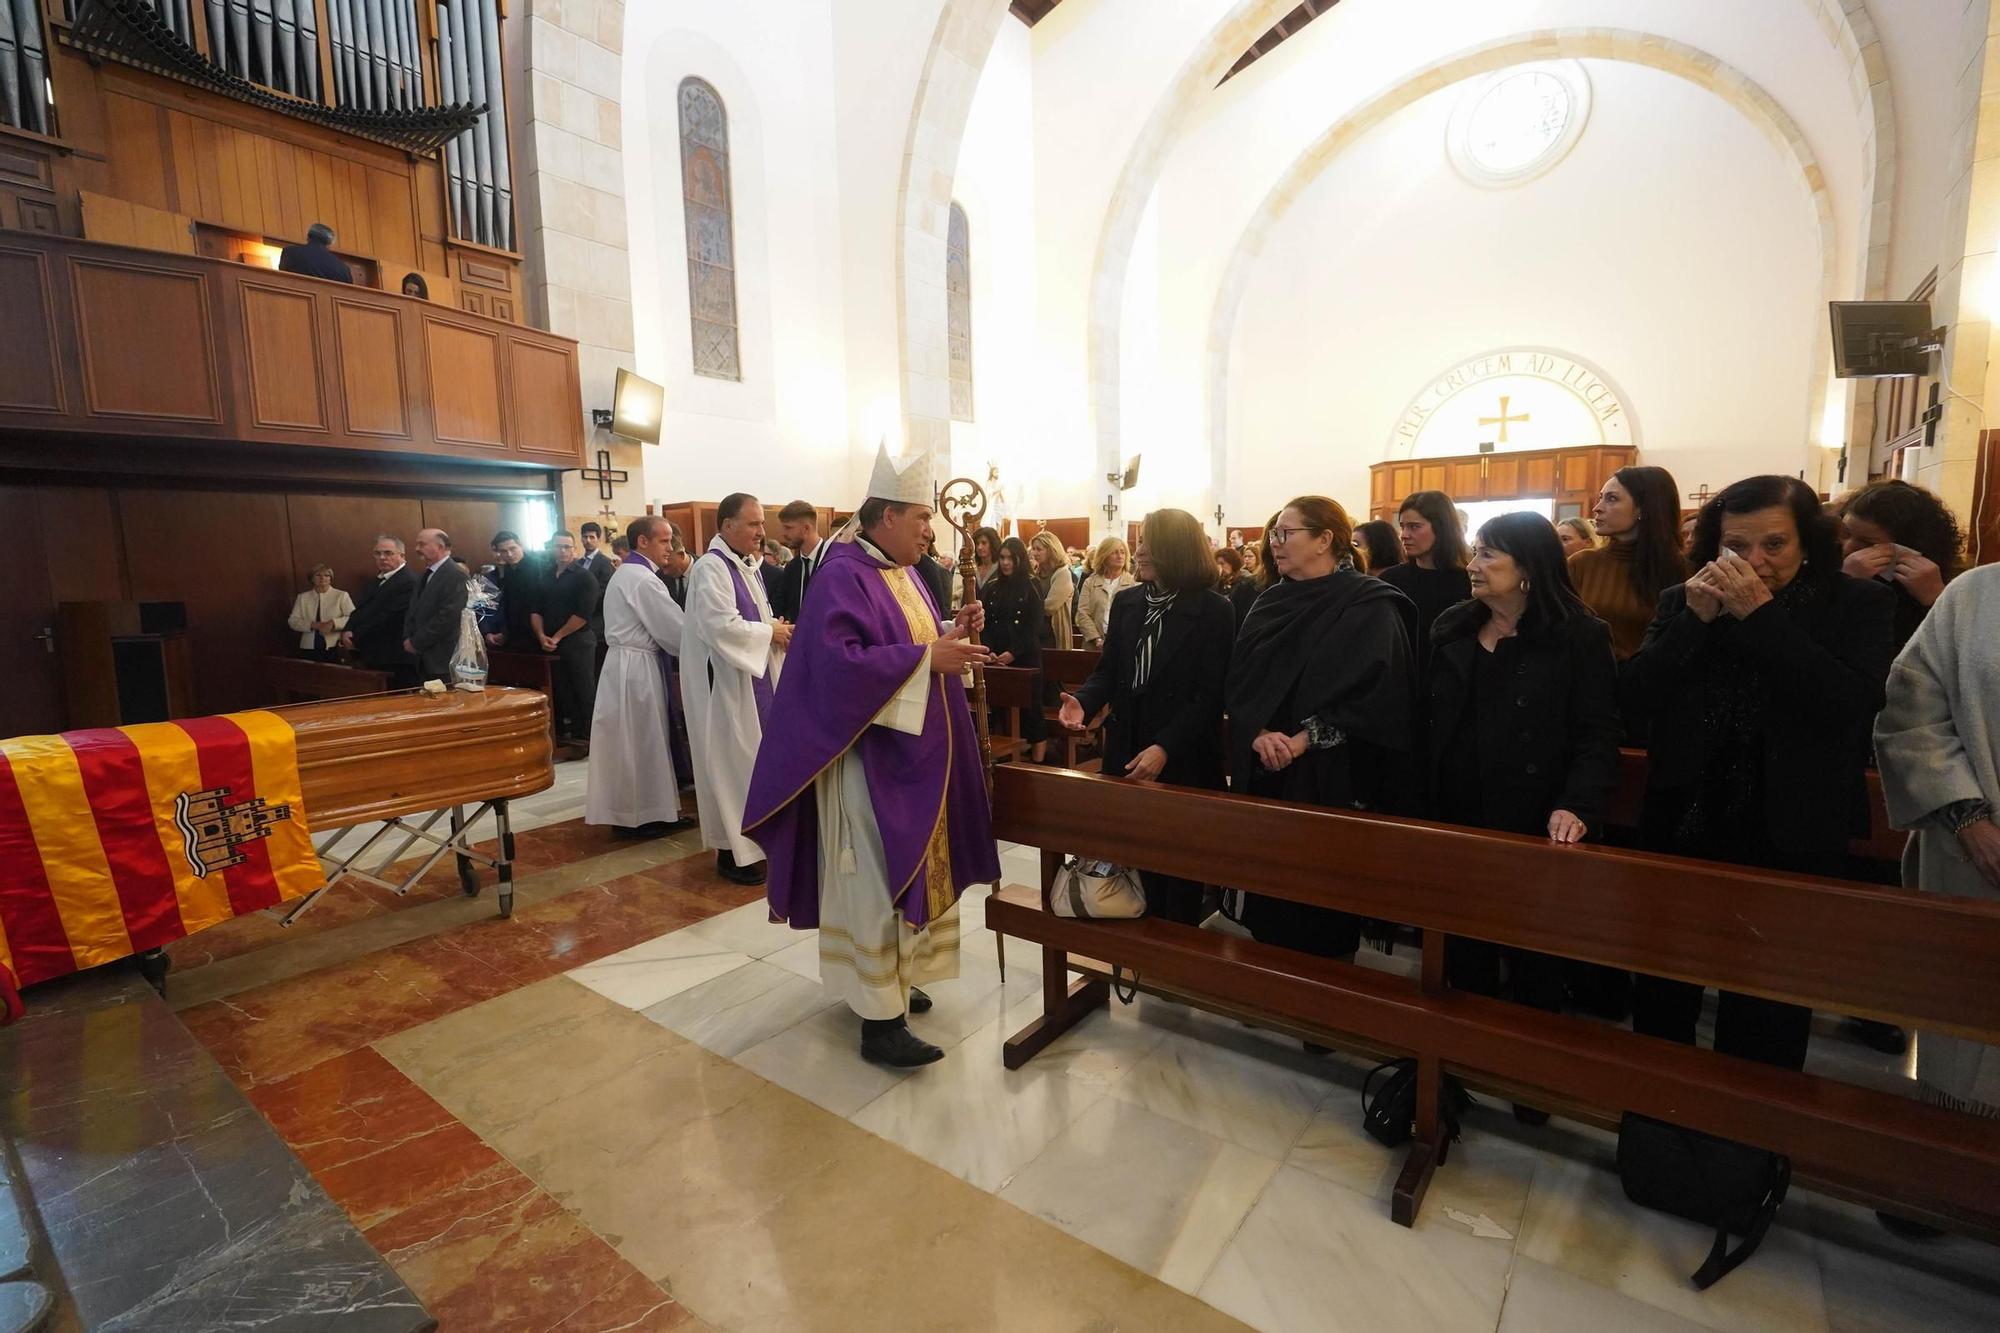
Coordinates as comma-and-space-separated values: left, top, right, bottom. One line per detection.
1427, 513, 1620, 1120
983, 537, 1049, 760
1622, 475, 1894, 1072
1060, 509, 1234, 924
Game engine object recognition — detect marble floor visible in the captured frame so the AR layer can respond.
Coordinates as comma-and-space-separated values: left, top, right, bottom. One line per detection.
151, 774, 2000, 1331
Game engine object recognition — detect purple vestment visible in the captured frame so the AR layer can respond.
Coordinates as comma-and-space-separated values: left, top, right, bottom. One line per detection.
703, 549, 774, 719
743, 539, 998, 931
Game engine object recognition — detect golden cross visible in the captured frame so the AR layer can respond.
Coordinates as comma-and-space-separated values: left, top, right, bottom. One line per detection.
1478, 395, 1531, 445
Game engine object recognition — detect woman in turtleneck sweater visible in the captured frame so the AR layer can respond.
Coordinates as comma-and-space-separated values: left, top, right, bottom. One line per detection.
1567, 466, 1688, 662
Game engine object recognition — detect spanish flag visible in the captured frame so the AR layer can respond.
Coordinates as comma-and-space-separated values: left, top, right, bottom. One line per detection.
0, 711, 321, 1022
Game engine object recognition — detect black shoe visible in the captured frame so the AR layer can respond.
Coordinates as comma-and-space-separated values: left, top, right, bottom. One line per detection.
861, 1022, 944, 1068
1841, 1017, 1909, 1055
1876, 1211, 1945, 1241
716, 851, 766, 886
1302, 1040, 1332, 1056
616, 819, 695, 840
909, 987, 933, 1014
1512, 1103, 1550, 1126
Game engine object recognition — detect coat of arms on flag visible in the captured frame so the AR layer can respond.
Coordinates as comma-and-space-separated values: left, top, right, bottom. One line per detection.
0, 711, 322, 1022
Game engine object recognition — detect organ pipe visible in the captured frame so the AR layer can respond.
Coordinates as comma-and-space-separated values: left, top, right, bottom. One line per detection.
3, 0, 51, 134
477, 0, 510, 249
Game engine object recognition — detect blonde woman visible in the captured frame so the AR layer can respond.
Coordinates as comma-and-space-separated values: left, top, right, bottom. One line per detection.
1077, 535, 1136, 649
1029, 530, 1075, 647
288, 563, 354, 661
1556, 516, 1600, 558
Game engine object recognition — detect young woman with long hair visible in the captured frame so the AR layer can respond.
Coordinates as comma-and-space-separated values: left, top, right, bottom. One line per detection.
1569, 465, 1688, 661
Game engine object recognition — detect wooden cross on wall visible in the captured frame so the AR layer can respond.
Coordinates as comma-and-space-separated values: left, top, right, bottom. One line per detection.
1687, 484, 1713, 506
580, 448, 629, 502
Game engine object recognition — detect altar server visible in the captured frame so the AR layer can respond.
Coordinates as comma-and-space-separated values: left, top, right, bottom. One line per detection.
683, 493, 791, 885
744, 444, 1000, 1068
586, 516, 688, 838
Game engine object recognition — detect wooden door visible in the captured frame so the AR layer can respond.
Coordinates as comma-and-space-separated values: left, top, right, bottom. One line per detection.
0, 488, 65, 737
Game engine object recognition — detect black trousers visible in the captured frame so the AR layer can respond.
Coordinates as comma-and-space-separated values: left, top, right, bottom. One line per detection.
551, 635, 598, 741
1631, 976, 1811, 1071
1142, 872, 1208, 926
1446, 937, 1564, 1013
1242, 894, 1361, 960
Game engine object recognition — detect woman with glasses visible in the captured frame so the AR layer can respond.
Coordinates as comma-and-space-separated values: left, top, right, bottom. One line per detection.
1378, 491, 1472, 679
288, 563, 354, 661
1226, 496, 1420, 962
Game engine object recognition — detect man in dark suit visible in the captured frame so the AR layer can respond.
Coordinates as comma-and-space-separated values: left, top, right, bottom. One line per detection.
658, 528, 691, 608
916, 535, 956, 614
534, 530, 601, 749
402, 528, 469, 682
771, 500, 824, 622
487, 530, 547, 650
341, 533, 417, 684
277, 222, 354, 284
579, 522, 618, 589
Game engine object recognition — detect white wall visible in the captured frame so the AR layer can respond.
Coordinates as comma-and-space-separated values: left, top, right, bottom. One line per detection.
948, 18, 1041, 514
622, 3, 853, 508
1223, 61, 1823, 517
1873, 0, 1968, 299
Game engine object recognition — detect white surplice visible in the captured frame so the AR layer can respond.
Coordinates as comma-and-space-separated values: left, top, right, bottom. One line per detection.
585, 558, 685, 829
682, 536, 781, 864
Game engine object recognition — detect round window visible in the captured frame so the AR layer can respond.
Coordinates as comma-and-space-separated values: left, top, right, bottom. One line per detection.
1448, 61, 1590, 187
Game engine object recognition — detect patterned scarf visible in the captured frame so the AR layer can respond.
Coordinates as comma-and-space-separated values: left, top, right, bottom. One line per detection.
1132, 587, 1177, 688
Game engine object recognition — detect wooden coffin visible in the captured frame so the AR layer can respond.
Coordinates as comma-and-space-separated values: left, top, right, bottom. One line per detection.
275, 687, 553, 830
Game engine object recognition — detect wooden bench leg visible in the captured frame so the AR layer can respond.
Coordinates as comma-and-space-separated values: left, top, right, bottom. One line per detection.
1391, 1121, 1446, 1228
1001, 947, 1107, 1070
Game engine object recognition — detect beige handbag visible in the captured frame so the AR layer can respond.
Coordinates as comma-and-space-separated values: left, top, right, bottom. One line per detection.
1052, 857, 1146, 919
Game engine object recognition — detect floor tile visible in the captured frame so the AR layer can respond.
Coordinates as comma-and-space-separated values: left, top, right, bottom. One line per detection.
1198, 1164, 1512, 1333
968, 988, 1172, 1089
1498, 1257, 1713, 1333
850, 1010, 1105, 1191
569, 931, 755, 1011
640, 960, 838, 1059
763, 932, 822, 982
732, 1003, 913, 1117
1792, 1191, 2000, 1332
677, 900, 802, 960
999, 1094, 1280, 1293
1515, 1146, 1831, 1333
1107, 1026, 1333, 1159
246, 1046, 508, 1232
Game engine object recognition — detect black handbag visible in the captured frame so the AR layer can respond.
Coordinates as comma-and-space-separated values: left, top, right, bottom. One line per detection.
1616, 1113, 1791, 1290
1360, 1058, 1470, 1149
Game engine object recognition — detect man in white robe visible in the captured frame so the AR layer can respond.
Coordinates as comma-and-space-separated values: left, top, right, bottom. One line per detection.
682, 493, 791, 885
585, 516, 689, 838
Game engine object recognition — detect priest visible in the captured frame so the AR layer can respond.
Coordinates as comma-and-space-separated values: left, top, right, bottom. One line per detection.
744, 445, 998, 1067
683, 493, 791, 885
585, 516, 689, 838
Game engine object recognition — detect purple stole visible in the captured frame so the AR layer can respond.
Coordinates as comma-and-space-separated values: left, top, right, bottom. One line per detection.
703, 549, 775, 721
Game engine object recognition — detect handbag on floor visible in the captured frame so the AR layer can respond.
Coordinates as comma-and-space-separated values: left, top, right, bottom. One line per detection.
1051, 856, 1145, 919
1616, 1113, 1791, 1290
1360, 1058, 1470, 1149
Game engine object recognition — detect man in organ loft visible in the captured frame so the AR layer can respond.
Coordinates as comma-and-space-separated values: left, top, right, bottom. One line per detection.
277, 222, 354, 284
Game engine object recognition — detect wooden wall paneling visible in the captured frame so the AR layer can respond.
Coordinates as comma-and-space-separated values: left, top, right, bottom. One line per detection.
1521, 452, 1558, 498
507, 340, 585, 464
192, 117, 224, 222
166, 114, 200, 217
0, 487, 64, 738
235, 130, 266, 235
285, 493, 427, 592
315, 153, 342, 238
420, 498, 539, 564
35, 487, 126, 604
1447, 459, 1484, 498
423, 316, 508, 449
370, 168, 417, 270
239, 281, 328, 432
1485, 456, 1521, 498
253, 136, 283, 237
331, 298, 413, 439
70, 258, 221, 423
344, 160, 374, 257
1417, 462, 1445, 494
273, 137, 304, 241
117, 488, 295, 718
0, 247, 64, 414
101, 94, 173, 212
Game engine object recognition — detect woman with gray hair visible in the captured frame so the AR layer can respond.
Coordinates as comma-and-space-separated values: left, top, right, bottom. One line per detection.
288, 563, 354, 661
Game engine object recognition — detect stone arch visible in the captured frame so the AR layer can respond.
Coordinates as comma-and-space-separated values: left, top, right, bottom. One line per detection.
893, 0, 1012, 469
1203, 29, 1843, 508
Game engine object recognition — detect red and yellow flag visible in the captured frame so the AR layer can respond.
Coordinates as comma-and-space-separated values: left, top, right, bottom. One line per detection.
0, 710, 321, 1021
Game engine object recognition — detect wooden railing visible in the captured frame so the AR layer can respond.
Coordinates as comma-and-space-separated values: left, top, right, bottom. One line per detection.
0, 231, 582, 467
986, 765, 2000, 1236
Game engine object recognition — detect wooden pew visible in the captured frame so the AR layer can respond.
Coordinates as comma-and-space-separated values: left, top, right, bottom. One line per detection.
985, 765, 2000, 1238
983, 665, 1036, 765
1605, 748, 1906, 869
1040, 648, 1103, 771
265, 655, 392, 703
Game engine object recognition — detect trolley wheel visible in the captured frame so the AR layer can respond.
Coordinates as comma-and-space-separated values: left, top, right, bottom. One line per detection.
458, 860, 481, 897
499, 891, 514, 919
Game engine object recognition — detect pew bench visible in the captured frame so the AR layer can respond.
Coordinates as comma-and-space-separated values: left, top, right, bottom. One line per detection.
265, 655, 393, 703
1040, 648, 1103, 771
986, 765, 2000, 1238
983, 665, 1038, 765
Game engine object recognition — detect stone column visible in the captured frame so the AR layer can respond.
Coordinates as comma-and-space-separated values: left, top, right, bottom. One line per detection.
505, 0, 640, 534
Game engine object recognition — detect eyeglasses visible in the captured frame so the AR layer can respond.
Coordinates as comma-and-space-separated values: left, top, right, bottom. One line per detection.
1267, 526, 1325, 547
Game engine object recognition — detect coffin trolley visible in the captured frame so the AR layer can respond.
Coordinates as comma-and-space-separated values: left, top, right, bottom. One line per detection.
277, 687, 554, 922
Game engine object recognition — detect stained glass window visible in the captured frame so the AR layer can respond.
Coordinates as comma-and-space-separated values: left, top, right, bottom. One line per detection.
679, 78, 741, 381
947, 202, 973, 422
